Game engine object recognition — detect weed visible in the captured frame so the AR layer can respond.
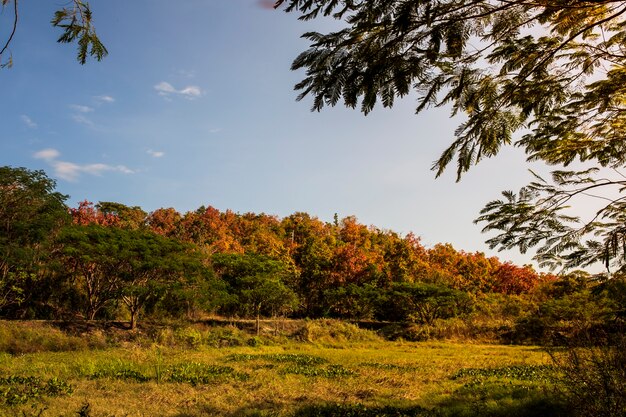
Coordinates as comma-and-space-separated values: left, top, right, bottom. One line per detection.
164, 363, 249, 385
281, 364, 355, 378
226, 353, 327, 366
0, 376, 72, 405
451, 365, 556, 383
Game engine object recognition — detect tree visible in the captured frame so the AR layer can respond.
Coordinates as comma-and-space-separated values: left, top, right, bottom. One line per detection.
0, 166, 69, 314
212, 253, 298, 334
57, 224, 127, 320
379, 282, 473, 325
0, 0, 106, 68
96, 202, 147, 230
117, 232, 209, 329
277, 0, 626, 272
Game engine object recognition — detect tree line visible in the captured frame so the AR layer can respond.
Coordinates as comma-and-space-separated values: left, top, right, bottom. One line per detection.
4, 165, 623, 341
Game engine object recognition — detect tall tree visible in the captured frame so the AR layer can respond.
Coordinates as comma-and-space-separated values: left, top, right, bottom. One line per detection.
277, 0, 626, 272
0, 166, 68, 314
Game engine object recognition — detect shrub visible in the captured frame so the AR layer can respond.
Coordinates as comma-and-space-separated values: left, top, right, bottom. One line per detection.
551, 335, 626, 417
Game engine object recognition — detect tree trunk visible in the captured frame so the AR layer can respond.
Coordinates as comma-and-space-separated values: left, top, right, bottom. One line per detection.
256, 304, 261, 336
129, 310, 136, 330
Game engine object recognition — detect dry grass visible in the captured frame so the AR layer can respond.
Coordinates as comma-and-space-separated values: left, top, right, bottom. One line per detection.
0, 332, 553, 416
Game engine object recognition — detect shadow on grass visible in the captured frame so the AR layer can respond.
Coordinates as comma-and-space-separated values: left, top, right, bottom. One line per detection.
216, 384, 568, 417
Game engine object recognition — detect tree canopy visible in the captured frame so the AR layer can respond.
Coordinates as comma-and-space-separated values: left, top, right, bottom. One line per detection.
276, 0, 626, 273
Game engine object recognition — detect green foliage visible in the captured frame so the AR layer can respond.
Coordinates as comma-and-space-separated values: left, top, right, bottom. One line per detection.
452, 365, 556, 383
0, 167, 69, 315
378, 282, 473, 325
164, 362, 249, 385
90, 363, 149, 382
213, 253, 299, 321
0, 376, 72, 406
50, 1, 107, 64
281, 363, 355, 378
278, 0, 626, 271
88, 361, 249, 385
226, 353, 327, 366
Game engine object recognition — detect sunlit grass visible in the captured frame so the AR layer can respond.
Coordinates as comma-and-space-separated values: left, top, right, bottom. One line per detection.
0, 338, 556, 416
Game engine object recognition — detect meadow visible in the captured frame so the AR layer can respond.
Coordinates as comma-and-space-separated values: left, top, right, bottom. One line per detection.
0, 320, 566, 417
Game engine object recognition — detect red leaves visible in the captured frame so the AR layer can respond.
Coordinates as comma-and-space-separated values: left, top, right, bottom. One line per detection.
69, 200, 119, 226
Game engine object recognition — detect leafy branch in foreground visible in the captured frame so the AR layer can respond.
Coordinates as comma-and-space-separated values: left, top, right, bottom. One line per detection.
0, 0, 106, 68
476, 169, 626, 272
277, 0, 626, 271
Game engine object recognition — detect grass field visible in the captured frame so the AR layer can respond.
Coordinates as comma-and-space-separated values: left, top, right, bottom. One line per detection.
0, 321, 565, 417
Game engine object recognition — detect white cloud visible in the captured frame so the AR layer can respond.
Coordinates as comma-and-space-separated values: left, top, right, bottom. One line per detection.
70, 104, 94, 113
147, 149, 165, 158
71, 114, 94, 126
95, 95, 115, 103
33, 148, 60, 161
154, 81, 203, 99
21, 115, 37, 128
33, 148, 134, 182
155, 81, 176, 94
209, 128, 222, 134
179, 86, 202, 97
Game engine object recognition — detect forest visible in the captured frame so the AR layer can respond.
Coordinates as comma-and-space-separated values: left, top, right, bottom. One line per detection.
2, 164, 623, 344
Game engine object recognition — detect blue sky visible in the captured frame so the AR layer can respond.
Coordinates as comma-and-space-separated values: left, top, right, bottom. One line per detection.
1, 0, 553, 267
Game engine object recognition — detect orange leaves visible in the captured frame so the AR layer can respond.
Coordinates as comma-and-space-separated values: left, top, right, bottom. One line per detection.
69, 200, 120, 226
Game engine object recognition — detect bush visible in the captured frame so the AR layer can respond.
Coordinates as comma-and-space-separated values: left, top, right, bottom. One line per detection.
551, 335, 626, 417
0, 321, 107, 354
292, 319, 381, 344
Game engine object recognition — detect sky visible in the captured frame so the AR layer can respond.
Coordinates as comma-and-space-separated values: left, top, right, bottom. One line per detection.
0, 0, 558, 268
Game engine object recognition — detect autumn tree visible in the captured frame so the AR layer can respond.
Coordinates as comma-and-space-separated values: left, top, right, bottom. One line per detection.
277, 0, 626, 273
70, 200, 120, 226
146, 207, 182, 237
96, 202, 147, 230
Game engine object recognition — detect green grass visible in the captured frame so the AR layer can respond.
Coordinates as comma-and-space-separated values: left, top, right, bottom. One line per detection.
0, 321, 564, 417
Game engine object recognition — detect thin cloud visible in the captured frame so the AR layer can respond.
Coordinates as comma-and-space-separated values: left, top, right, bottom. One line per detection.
70, 104, 94, 113
71, 114, 94, 127
95, 95, 115, 103
154, 81, 203, 99
178, 69, 196, 79
147, 149, 165, 158
21, 115, 37, 129
33, 148, 134, 182
33, 148, 60, 160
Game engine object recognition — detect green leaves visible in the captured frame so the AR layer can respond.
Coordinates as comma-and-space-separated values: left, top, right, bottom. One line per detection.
476, 169, 626, 272
51, 1, 107, 65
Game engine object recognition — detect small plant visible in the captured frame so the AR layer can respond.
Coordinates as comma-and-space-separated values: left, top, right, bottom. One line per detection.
76, 402, 91, 417
359, 362, 421, 372
227, 353, 327, 366
0, 375, 73, 406
281, 364, 355, 378
89, 362, 149, 382
164, 363, 249, 385
452, 365, 556, 382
